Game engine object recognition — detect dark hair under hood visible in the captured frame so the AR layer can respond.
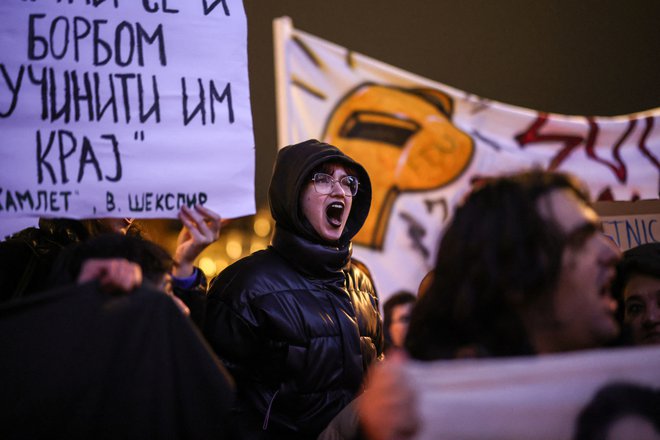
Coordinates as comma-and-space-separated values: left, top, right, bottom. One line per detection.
269, 139, 372, 249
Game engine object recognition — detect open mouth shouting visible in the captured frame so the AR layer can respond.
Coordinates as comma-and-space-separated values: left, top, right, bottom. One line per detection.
326, 201, 346, 228
312, 197, 350, 242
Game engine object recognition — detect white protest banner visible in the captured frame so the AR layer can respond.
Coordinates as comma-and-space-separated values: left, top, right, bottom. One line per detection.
405, 346, 660, 440
0, 0, 254, 223
273, 17, 660, 302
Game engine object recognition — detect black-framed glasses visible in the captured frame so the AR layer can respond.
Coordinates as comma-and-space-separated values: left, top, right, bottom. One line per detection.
311, 173, 359, 197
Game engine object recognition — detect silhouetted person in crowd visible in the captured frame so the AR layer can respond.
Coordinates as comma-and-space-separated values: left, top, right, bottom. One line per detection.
574, 382, 660, 440
204, 139, 383, 439
0, 217, 135, 299
612, 242, 660, 346
383, 291, 416, 352
358, 170, 622, 440
0, 205, 222, 324
49, 233, 191, 315
1, 232, 237, 439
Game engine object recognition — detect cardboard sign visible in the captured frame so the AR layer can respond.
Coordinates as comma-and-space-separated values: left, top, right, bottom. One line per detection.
0, 0, 254, 220
595, 200, 660, 251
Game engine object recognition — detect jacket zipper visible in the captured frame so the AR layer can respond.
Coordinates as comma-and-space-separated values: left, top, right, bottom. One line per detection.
262, 390, 280, 430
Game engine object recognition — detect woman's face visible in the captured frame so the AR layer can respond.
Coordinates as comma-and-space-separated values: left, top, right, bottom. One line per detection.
389, 303, 414, 348
623, 273, 660, 346
300, 164, 354, 243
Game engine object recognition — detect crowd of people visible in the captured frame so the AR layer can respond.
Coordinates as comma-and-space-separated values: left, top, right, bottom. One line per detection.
1, 139, 659, 439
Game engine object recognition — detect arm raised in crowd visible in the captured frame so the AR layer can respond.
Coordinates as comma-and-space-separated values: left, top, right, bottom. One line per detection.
169, 205, 225, 326
172, 205, 225, 278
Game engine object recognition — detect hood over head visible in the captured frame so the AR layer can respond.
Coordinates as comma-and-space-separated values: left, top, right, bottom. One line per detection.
269, 139, 372, 248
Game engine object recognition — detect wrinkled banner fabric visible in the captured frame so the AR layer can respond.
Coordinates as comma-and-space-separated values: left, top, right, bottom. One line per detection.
273, 17, 660, 301
404, 346, 660, 440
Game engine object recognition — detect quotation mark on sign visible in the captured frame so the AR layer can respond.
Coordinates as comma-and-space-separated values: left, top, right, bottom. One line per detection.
134, 131, 145, 141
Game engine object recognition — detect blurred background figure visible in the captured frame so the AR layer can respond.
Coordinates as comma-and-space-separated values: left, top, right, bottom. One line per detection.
0, 217, 136, 301
405, 170, 621, 360
0, 205, 222, 317
358, 170, 623, 440
612, 242, 660, 347
573, 382, 660, 440
0, 232, 237, 440
383, 291, 416, 352
50, 233, 190, 316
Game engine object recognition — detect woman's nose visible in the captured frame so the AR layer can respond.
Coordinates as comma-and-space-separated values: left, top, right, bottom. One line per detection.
330, 180, 347, 196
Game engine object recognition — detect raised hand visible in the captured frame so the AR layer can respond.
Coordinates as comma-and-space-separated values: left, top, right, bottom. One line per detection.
172, 205, 224, 278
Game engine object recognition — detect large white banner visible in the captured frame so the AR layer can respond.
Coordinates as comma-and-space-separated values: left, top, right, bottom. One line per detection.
0, 0, 254, 225
273, 17, 660, 301
405, 346, 660, 439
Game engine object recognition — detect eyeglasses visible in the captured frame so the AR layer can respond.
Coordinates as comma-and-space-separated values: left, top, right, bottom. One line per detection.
311, 173, 359, 197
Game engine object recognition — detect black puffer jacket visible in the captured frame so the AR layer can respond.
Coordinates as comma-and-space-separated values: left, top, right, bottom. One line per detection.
204, 140, 383, 439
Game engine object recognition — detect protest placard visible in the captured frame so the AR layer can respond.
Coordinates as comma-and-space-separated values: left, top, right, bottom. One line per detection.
595, 200, 660, 251
0, 0, 254, 221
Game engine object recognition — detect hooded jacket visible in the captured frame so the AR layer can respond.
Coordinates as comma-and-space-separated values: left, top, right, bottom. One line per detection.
204, 140, 383, 439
